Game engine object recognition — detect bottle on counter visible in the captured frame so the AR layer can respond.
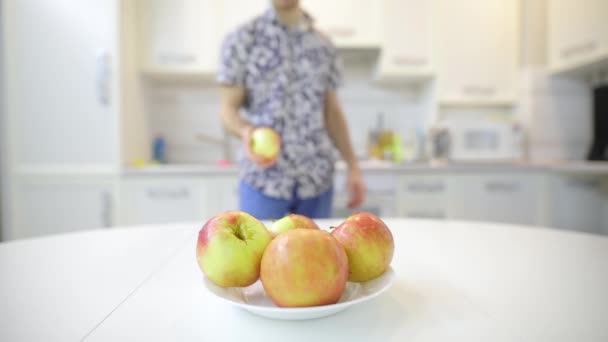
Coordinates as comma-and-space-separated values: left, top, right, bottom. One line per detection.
152, 135, 167, 164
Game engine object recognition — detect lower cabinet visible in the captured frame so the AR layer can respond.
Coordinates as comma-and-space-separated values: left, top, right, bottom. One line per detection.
544, 174, 604, 234
450, 172, 541, 226
332, 172, 397, 218
398, 174, 450, 219
121, 177, 207, 225
120, 175, 240, 226
12, 176, 117, 239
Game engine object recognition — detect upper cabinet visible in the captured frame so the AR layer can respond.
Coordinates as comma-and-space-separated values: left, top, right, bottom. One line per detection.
548, 0, 608, 76
434, 0, 519, 105
374, 0, 434, 84
304, 0, 381, 48
138, 0, 223, 74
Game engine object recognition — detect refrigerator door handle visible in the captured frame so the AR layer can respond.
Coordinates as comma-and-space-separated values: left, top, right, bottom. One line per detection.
95, 50, 111, 106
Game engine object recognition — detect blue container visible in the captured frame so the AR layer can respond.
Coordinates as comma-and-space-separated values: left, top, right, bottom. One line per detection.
153, 136, 167, 164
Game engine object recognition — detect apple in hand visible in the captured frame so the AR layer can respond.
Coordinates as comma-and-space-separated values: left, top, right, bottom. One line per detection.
250, 127, 281, 162
260, 229, 349, 307
331, 212, 394, 282
268, 214, 320, 238
196, 211, 272, 288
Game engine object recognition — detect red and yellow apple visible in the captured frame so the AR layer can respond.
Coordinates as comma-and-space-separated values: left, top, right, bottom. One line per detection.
250, 127, 281, 162
260, 229, 349, 307
331, 212, 394, 282
268, 214, 320, 238
196, 211, 272, 288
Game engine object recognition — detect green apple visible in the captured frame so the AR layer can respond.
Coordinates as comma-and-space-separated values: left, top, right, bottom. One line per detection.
250, 127, 281, 161
331, 212, 394, 282
260, 229, 349, 307
268, 214, 320, 238
196, 211, 272, 288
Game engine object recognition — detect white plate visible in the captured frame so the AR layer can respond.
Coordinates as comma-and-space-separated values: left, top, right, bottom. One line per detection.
203, 267, 395, 320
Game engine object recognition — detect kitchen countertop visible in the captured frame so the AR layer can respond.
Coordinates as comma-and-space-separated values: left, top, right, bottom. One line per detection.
1, 220, 607, 341
123, 160, 608, 176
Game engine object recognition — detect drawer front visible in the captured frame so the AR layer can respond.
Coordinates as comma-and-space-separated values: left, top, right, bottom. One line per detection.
124, 179, 204, 225
450, 173, 539, 225
398, 175, 449, 218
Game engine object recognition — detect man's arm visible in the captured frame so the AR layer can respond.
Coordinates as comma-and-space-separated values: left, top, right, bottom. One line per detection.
220, 85, 250, 139
220, 85, 274, 168
324, 90, 365, 208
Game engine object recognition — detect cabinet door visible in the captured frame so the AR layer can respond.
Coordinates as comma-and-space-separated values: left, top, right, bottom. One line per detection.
434, 0, 518, 104
547, 175, 603, 234
4, 0, 119, 167
548, 0, 608, 73
450, 173, 540, 225
122, 178, 205, 225
14, 179, 115, 239
205, 176, 240, 215
375, 0, 433, 83
398, 175, 450, 219
304, 0, 380, 48
138, 0, 223, 71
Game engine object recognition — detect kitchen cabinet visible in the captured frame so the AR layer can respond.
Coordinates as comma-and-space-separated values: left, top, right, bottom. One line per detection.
304, 0, 381, 48
121, 177, 206, 225
434, 0, 519, 105
545, 174, 603, 234
333, 172, 397, 218
398, 174, 450, 219
450, 173, 541, 225
138, 0, 223, 74
3, 0, 121, 169
374, 0, 434, 84
12, 177, 116, 239
204, 176, 240, 215
548, 0, 608, 75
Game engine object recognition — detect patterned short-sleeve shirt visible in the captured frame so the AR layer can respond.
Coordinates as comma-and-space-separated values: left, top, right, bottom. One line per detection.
218, 8, 342, 200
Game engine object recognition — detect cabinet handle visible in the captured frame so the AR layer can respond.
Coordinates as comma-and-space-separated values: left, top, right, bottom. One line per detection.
567, 178, 600, 190
392, 56, 427, 67
95, 50, 111, 106
406, 182, 445, 193
561, 41, 597, 59
405, 211, 446, 219
462, 85, 496, 96
484, 181, 521, 193
146, 187, 190, 199
100, 191, 112, 228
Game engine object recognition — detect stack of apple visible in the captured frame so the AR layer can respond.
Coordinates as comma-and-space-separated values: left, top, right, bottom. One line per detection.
196, 211, 394, 308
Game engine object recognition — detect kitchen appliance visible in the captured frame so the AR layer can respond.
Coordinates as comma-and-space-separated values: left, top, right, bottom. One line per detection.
428, 117, 526, 162
587, 84, 608, 161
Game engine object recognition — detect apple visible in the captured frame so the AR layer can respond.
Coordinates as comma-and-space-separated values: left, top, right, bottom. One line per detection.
331, 212, 394, 282
196, 211, 272, 288
260, 229, 349, 307
268, 214, 320, 238
250, 127, 281, 161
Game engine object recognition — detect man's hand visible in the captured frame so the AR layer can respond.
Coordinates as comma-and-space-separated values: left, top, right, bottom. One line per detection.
346, 168, 365, 209
241, 126, 277, 169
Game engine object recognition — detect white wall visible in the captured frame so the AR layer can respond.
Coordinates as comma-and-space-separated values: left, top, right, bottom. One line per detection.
144, 49, 430, 164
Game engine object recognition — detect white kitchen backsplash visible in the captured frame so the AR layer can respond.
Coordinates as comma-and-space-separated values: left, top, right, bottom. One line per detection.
144, 50, 429, 164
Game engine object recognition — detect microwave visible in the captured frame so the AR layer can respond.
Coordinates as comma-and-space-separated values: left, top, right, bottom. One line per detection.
428, 119, 526, 162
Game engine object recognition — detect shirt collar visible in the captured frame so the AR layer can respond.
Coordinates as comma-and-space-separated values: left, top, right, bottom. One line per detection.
263, 7, 313, 32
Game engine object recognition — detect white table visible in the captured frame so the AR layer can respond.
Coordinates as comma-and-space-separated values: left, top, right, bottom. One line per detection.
1, 220, 607, 342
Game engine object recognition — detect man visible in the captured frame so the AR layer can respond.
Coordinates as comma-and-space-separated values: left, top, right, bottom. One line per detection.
218, 0, 365, 219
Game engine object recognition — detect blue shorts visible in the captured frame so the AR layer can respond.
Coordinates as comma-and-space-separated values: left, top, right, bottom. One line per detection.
239, 180, 333, 220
